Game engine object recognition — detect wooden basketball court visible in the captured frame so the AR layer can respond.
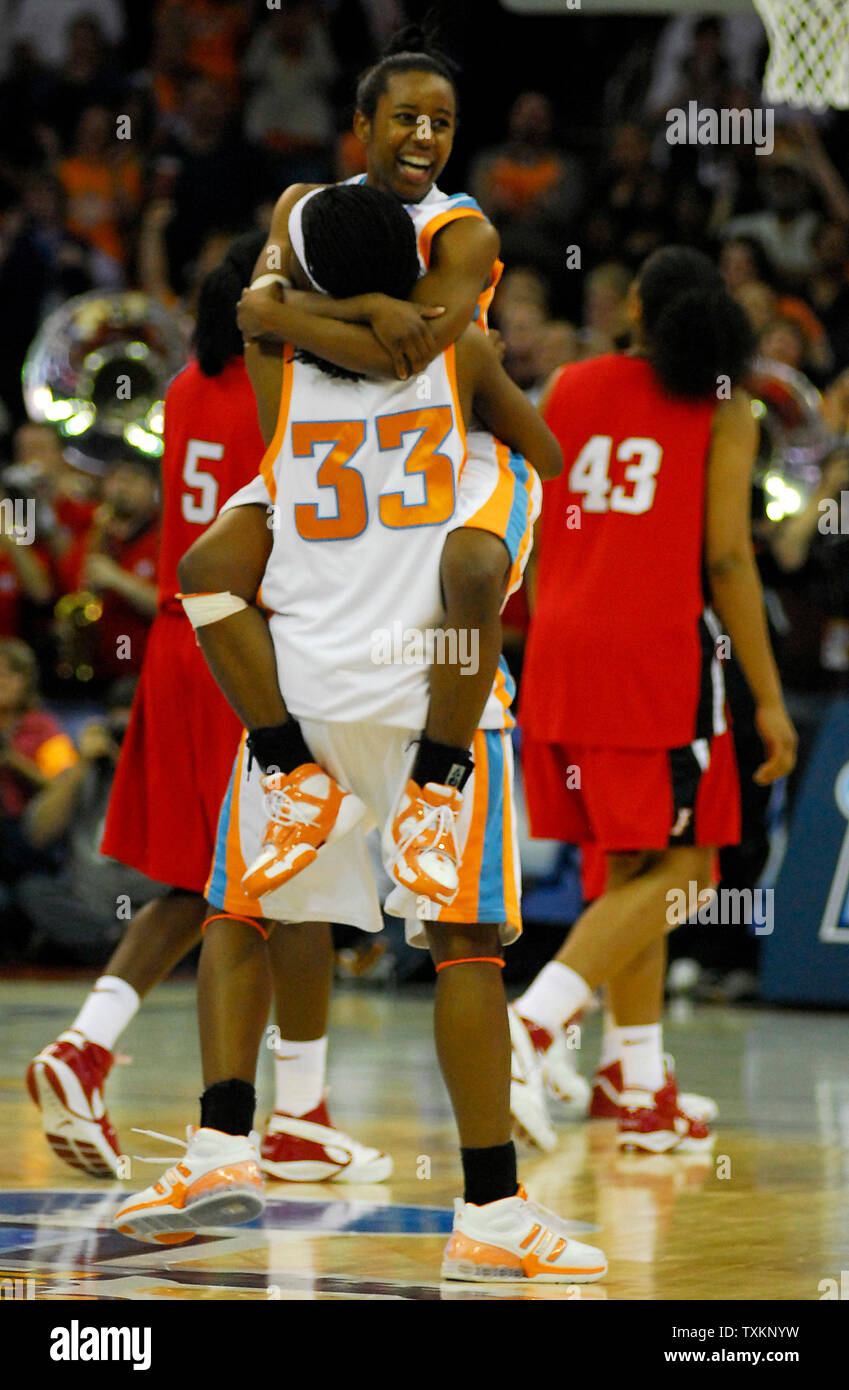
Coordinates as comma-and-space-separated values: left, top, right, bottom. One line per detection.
2, 977, 848, 1301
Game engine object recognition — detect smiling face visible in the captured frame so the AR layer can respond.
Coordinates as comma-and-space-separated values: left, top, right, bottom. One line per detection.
354, 69, 456, 204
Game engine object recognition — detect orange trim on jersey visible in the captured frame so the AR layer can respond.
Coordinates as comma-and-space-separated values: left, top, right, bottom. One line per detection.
492, 665, 515, 732
417, 206, 483, 272
506, 465, 538, 598
443, 341, 468, 480
220, 734, 265, 918
463, 436, 514, 540
500, 731, 521, 929
259, 343, 295, 505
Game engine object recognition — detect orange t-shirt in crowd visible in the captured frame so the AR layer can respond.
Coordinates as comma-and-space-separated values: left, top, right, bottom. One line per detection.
58, 156, 143, 264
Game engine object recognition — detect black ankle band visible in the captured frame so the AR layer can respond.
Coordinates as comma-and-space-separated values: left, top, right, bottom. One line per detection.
200, 1079, 256, 1136
412, 735, 474, 791
460, 1141, 517, 1207
247, 721, 313, 776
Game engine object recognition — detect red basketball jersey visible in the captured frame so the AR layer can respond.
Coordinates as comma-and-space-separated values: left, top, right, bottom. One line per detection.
520, 354, 726, 749
156, 358, 266, 610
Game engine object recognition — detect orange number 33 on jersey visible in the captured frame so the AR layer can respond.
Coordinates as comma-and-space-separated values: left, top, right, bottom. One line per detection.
292, 407, 456, 542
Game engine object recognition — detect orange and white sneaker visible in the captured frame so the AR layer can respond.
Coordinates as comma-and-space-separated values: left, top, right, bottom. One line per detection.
242, 763, 365, 897
115, 1127, 264, 1246
591, 1058, 718, 1124
442, 1184, 606, 1284
617, 1080, 714, 1154
26, 1030, 122, 1178
383, 779, 462, 907
260, 1100, 392, 1182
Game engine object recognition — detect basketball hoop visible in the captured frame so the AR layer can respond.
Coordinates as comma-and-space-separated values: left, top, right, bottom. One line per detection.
754, 0, 849, 110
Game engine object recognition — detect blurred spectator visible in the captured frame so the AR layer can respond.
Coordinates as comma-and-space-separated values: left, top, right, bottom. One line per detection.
156, 74, 269, 292
735, 277, 831, 381
42, 16, 128, 149
57, 104, 143, 272
719, 233, 773, 293
724, 128, 849, 289
4, 422, 97, 565
242, 2, 338, 186
17, 676, 170, 960
807, 220, 849, 374
22, 171, 108, 306
581, 260, 631, 357
154, 0, 247, 95
0, 177, 49, 428
493, 265, 550, 320
645, 11, 765, 116
499, 299, 548, 391
528, 320, 581, 403
10, 0, 125, 71
0, 482, 52, 637
470, 91, 584, 287
54, 457, 159, 685
0, 636, 77, 886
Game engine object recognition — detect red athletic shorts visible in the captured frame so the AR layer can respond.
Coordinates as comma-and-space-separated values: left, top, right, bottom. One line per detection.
521, 730, 741, 857
101, 609, 243, 892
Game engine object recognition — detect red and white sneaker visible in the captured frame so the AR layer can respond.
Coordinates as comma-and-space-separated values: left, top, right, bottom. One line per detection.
383, 778, 463, 908
617, 1081, 714, 1154
260, 1101, 393, 1182
242, 762, 365, 897
442, 1183, 606, 1284
518, 1016, 591, 1116
26, 1030, 122, 1178
590, 1058, 718, 1124
507, 1008, 557, 1152
115, 1127, 264, 1246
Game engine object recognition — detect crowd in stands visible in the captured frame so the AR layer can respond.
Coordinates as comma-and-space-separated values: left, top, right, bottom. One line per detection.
0, 2, 848, 974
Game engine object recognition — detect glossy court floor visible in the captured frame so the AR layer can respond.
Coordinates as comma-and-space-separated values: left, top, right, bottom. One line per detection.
2, 979, 848, 1301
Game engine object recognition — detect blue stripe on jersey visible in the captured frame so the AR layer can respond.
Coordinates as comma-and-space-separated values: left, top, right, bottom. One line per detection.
207, 756, 238, 909
477, 730, 506, 921
503, 449, 531, 563
497, 654, 516, 710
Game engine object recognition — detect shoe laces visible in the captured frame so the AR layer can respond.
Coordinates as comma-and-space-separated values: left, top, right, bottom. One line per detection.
129, 1127, 190, 1163
264, 781, 320, 828
399, 798, 457, 858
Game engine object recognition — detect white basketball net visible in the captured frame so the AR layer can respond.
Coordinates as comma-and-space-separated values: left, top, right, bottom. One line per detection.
754, 0, 849, 109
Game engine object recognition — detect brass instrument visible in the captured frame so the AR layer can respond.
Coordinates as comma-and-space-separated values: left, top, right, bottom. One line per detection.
21, 290, 186, 684
747, 356, 838, 523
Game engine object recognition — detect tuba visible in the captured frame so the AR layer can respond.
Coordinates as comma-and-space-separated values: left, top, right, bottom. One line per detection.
747, 356, 839, 525
22, 291, 187, 683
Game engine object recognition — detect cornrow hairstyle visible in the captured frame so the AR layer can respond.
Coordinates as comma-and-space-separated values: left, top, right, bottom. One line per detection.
295, 184, 420, 380
355, 16, 460, 121
193, 230, 267, 378
638, 246, 755, 401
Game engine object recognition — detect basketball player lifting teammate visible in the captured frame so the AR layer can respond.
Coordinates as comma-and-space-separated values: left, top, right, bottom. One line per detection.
27, 236, 391, 1185
228, 31, 547, 927
512, 247, 797, 1153
115, 184, 608, 1286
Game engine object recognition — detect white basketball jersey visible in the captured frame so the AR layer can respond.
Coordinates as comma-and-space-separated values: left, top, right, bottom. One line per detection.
243, 343, 472, 727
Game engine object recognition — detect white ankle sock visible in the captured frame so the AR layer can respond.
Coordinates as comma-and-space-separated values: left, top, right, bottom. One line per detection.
515, 962, 591, 1036
273, 1036, 328, 1117
599, 1009, 619, 1070
70, 976, 140, 1051
616, 1024, 664, 1092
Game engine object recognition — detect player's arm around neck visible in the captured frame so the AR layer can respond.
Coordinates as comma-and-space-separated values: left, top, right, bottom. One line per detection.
704, 388, 796, 783
455, 326, 563, 481
238, 196, 495, 381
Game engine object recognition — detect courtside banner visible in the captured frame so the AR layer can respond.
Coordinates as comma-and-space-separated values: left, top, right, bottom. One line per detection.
762, 699, 849, 1004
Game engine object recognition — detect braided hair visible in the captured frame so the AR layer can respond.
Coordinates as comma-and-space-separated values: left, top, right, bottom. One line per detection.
193, 230, 267, 378
355, 18, 460, 120
638, 246, 754, 400
296, 185, 420, 379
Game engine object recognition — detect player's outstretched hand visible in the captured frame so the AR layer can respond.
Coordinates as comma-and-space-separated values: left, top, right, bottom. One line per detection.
753, 701, 798, 785
364, 295, 445, 379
